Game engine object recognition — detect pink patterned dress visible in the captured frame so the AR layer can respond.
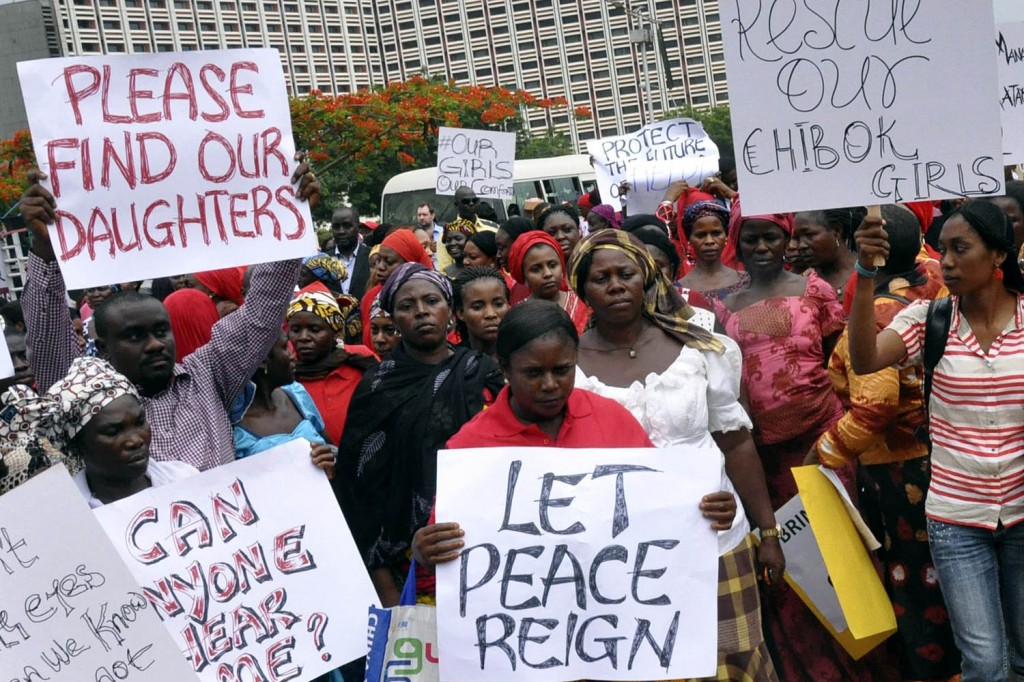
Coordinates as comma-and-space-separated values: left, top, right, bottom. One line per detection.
716, 272, 900, 682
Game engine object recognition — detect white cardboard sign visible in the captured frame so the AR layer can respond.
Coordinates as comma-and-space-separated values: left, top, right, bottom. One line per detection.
93, 441, 378, 682
0, 465, 197, 681
587, 118, 719, 214
17, 48, 317, 289
998, 21, 1024, 164
436, 127, 516, 199
435, 446, 720, 682
719, 0, 1004, 214
770, 493, 847, 631
0, 332, 13, 380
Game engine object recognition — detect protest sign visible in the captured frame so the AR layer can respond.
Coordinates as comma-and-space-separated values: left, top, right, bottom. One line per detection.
998, 22, 1024, 164
587, 119, 719, 214
996, 0, 1024, 23
0, 332, 13, 380
436, 127, 516, 199
17, 48, 316, 289
0, 465, 197, 682
780, 466, 896, 659
719, 1, 1004, 215
93, 440, 377, 682
435, 446, 720, 682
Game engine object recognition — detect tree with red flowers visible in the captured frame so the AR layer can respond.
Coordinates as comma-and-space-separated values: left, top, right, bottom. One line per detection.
0, 130, 35, 223
291, 76, 586, 219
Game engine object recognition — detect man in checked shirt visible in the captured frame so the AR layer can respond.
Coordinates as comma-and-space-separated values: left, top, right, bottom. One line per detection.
16, 159, 321, 472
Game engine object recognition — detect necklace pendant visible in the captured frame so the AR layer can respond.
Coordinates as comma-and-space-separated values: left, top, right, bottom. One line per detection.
628, 348, 637, 359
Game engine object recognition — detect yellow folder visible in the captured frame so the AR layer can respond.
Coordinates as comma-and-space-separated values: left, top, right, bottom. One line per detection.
790, 465, 897, 659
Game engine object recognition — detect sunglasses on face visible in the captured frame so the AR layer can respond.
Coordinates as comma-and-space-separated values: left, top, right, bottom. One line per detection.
460, 198, 478, 206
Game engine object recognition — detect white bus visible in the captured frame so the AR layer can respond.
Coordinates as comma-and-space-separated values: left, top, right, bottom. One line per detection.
380, 154, 597, 225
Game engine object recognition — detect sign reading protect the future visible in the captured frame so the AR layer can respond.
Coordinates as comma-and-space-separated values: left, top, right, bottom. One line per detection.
435, 446, 720, 682
719, 0, 1004, 215
17, 48, 317, 290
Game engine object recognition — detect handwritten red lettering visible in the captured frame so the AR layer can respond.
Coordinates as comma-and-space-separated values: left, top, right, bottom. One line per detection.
229, 62, 264, 119
163, 62, 198, 121
63, 64, 100, 125
199, 64, 230, 122
128, 67, 161, 124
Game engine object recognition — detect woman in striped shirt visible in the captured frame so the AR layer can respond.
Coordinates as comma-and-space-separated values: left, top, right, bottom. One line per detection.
849, 201, 1024, 682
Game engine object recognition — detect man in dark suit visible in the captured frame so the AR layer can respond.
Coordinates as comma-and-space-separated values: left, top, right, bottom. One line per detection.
330, 205, 371, 299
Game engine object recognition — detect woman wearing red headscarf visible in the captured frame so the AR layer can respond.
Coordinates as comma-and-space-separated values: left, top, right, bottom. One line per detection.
507, 230, 589, 334
360, 229, 435, 347
714, 198, 897, 681
164, 289, 221, 362
190, 266, 248, 317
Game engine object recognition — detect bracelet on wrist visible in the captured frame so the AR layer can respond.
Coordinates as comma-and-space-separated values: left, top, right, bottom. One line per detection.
760, 524, 782, 539
854, 261, 879, 278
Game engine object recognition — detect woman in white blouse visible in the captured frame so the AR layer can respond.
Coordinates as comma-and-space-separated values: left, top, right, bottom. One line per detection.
849, 201, 1024, 682
568, 230, 783, 682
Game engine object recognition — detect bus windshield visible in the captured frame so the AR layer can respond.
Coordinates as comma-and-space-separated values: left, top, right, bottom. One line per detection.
381, 190, 508, 226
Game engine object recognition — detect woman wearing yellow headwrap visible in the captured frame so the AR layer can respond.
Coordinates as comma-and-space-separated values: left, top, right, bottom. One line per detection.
286, 282, 377, 446
570, 229, 783, 682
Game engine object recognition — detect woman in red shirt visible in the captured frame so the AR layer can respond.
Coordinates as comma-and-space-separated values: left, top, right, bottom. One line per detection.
286, 282, 376, 446
412, 300, 737, 569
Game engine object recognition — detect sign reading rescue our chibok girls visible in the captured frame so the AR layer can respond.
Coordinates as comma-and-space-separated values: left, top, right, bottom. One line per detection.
1, 465, 198, 682
16, 48, 317, 290
93, 441, 378, 682
718, 0, 1005, 215
435, 446, 720, 682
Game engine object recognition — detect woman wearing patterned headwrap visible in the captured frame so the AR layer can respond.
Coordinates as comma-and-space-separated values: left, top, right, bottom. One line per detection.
676, 200, 749, 304
287, 282, 377, 446
0, 356, 196, 507
300, 253, 348, 294
507, 230, 590, 334
367, 294, 400, 359
570, 229, 783, 682
442, 218, 475, 279
337, 262, 504, 606
715, 201, 895, 682
585, 203, 622, 231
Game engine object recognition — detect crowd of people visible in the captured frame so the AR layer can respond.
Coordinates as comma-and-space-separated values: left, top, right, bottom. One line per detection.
2, 151, 1023, 682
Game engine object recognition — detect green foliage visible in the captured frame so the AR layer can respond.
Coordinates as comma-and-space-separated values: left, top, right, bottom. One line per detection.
660, 104, 734, 157
516, 127, 575, 160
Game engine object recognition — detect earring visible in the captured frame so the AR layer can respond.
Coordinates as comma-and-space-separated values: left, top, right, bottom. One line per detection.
995, 266, 1005, 282
335, 338, 345, 350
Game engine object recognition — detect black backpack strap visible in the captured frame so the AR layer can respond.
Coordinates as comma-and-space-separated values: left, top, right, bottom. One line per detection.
922, 297, 954, 412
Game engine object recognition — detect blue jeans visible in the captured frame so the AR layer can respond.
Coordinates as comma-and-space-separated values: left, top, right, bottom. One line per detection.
927, 518, 1024, 681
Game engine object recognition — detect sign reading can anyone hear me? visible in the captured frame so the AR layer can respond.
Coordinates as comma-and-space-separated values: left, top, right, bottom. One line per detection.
435, 446, 720, 682
93, 440, 378, 682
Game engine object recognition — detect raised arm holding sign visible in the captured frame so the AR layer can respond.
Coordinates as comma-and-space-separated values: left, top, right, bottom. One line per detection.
18, 153, 319, 470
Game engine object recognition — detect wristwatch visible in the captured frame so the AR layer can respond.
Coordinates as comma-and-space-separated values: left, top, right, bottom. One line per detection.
760, 524, 782, 539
